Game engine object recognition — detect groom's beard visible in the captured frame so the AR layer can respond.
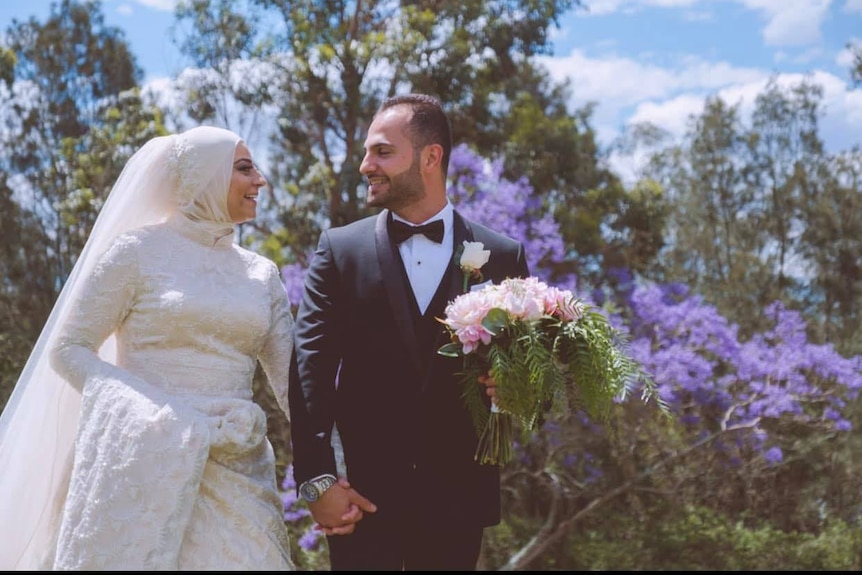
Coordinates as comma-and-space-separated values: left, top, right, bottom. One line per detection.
366, 154, 426, 211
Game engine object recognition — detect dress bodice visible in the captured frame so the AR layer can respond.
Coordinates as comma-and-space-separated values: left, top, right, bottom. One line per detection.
51, 216, 294, 408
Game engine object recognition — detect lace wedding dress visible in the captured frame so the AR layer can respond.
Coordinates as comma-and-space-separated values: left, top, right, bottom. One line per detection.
49, 213, 296, 570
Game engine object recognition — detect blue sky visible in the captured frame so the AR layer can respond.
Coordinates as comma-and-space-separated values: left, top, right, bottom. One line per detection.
2, 0, 861, 180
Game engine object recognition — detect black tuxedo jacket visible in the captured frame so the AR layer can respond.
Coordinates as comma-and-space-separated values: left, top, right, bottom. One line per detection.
289, 208, 529, 527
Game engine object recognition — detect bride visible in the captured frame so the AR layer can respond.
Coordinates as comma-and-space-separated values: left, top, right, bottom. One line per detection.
0, 126, 297, 570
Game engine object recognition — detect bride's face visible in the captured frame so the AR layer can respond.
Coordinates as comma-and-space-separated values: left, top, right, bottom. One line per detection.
227, 142, 267, 223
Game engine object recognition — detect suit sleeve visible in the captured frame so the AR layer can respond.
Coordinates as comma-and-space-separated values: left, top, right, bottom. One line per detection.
289, 231, 341, 485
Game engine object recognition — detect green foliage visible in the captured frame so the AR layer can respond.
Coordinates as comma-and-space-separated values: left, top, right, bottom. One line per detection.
484, 503, 862, 570
2, 2, 860, 570
173, 0, 607, 268
0, 2, 162, 412
637, 76, 861, 347
0, 46, 15, 87
442, 285, 666, 466
848, 41, 862, 85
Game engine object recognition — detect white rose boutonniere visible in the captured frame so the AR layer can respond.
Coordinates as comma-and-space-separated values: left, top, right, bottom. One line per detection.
458, 240, 491, 293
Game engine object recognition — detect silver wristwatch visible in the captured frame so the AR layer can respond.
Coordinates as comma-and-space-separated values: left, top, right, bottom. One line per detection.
299, 473, 337, 503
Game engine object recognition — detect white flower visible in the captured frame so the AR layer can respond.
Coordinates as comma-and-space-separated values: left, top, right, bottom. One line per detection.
459, 241, 490, 273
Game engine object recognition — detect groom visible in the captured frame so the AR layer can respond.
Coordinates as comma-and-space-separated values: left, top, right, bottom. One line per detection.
289, 93, 530, 570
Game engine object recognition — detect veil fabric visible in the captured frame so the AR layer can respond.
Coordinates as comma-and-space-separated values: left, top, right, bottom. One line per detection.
0, 126, 242, 569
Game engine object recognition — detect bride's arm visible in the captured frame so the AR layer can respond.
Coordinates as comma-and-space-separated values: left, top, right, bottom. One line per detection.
257, 260, 295, 418
49, 234, 139, 392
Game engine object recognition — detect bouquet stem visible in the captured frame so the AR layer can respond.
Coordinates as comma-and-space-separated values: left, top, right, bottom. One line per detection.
474, 402, 514, 466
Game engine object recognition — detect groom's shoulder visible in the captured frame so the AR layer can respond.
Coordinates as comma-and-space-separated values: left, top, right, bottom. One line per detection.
325, 212, 379, 241
464, 217, 522, 252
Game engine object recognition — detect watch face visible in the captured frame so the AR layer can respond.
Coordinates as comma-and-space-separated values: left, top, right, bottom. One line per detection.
300, 482, 319, 502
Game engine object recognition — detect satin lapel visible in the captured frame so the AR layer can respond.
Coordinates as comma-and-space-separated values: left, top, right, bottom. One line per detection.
446, 211, 474, 303
375, 210, 422, 371
423, 211, 475, 393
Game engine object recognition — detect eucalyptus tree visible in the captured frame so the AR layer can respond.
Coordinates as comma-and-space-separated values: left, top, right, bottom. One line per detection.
168, 0, 656, 279
850, 42, 862, 85
800, 149, 862, 355
639, 95, 771, 334
0, 178, 51, 404
2, 0, 141, 278
637, 80, 852, 341
0, 0, 165, 408
748, 77, 827, 316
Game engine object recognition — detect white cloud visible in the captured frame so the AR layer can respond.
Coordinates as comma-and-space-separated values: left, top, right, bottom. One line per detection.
630, 71, 862, 148
131, 0, 177, 10
576, 0, 831, 47
835, 41, 859, 68
627, 94, 705, 138
109, 1, 176, 16
740, 0, 831, 46
579, 0, 700, 16
537, 49, 765, 143
538, 46, 862, 185
845, 0, 862, 14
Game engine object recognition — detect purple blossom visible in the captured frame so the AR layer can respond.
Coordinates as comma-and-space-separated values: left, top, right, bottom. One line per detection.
448, 144, 565, 281
299, 529, 323, 551
764, 446, 783, 464
627, 284, 862, 450
281, 465, 310, 522
281, 262, 307, 306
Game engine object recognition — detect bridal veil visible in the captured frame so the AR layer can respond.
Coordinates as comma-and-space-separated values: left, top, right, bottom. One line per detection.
0, 129, 198, 568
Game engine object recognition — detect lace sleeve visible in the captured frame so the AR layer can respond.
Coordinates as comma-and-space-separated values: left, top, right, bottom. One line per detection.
258, 262, 295, 418
49, 235, 139, 392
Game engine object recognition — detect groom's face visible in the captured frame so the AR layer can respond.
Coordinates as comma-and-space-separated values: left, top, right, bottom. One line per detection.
361, 106, 426, 211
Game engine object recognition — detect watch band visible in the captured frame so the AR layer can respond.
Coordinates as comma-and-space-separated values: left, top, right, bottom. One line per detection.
299, 473, 337, 503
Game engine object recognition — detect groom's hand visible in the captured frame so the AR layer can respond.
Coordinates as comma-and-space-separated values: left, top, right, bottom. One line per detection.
310, 476, 377, 535
478, 372, 499, 405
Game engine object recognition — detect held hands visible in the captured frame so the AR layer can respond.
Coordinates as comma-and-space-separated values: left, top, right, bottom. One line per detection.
310, 477, 377, 536
310, 375, 497, 536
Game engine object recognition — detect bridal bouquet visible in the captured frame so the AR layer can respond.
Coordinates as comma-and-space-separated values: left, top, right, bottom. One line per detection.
438, 273, 658, 466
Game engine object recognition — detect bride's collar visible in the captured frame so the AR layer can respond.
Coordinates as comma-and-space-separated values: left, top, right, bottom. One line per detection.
166, 212, 235, 248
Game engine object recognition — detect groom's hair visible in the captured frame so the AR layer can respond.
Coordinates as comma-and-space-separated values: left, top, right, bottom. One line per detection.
377, 93, 452, 176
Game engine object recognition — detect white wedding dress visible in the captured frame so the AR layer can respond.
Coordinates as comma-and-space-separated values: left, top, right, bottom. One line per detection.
48, 214, 296, 570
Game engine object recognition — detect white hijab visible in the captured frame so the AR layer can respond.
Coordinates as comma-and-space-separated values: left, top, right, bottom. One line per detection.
0, 125, 242, 569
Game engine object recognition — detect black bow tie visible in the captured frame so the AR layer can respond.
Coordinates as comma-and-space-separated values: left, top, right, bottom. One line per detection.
389, 218, 444, 244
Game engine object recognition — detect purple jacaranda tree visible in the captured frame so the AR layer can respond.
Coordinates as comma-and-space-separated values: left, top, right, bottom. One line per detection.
282, 143, 862, 456
628, 284, 861, 459
278, 144, 862, 570
447, 144, 568, 287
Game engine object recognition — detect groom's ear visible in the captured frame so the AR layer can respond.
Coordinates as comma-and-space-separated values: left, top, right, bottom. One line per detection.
422, 143, 443, 171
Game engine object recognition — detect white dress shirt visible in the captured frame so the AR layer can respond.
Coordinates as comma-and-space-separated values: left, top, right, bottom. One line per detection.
392, 201, 455, 314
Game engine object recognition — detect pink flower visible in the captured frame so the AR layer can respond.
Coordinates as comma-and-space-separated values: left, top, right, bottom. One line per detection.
494, 277, 547, 321
457, 325, 494, 354
544, 286, 582, 321
436, 275, 656, 467
442, 290, 497, 354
